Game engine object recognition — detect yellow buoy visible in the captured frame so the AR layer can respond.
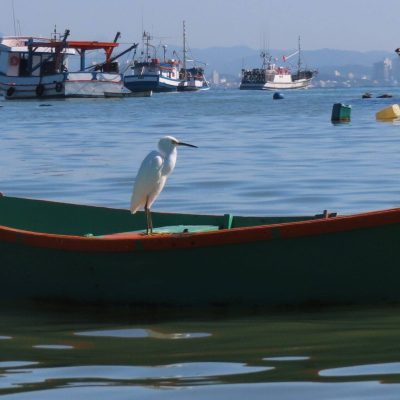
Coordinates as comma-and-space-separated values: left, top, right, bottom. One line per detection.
376, 104, 400, 120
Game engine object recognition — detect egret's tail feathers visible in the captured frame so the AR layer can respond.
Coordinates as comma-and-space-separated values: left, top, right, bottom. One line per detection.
130, 198, 142, 214
130, 203, 140, 214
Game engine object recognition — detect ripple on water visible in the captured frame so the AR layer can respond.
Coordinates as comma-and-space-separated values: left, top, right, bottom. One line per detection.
263, 356, 310, 361
74, 328, 211, 339
319, 361, 400, 377
0, 362, 272, 390
33, 345, 74, 350
0, 361, 39, 368
0, 381, 399, 400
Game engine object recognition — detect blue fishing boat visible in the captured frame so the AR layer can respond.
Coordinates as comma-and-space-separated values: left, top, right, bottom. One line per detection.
124, 32, 181, 93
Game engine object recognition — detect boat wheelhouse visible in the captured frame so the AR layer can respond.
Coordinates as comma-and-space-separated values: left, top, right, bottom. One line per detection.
124, 31, 181, 93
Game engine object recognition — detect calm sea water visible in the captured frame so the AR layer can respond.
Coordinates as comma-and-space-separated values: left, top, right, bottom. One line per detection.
1, 87, 400, 215
2, 87, 400, 399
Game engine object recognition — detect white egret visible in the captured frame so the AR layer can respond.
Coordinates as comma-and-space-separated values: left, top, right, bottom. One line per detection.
130, 136, 197, 234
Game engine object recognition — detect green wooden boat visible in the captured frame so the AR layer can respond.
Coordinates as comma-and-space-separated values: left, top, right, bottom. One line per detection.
1, 193, 400, 307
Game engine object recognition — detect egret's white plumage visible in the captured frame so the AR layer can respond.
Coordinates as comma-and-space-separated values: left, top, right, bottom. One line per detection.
130, 136, 197, 234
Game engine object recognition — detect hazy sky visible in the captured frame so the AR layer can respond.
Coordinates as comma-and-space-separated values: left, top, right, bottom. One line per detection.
2, 0, 399, 52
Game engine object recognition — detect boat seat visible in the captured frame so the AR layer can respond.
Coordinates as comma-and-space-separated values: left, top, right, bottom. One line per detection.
88, 225, 220, 237
134, 225, 220, 234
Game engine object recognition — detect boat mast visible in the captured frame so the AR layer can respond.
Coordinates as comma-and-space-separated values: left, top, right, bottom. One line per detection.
182, 20, 187, 78
143, 31, 153, 60
297, 36, 301, 74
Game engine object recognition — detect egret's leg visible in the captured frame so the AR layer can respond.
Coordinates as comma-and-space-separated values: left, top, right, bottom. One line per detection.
149, 209, 153, 234
144, 198, 153, 235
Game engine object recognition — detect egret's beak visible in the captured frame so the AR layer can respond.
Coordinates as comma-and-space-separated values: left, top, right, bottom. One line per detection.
178, 141, 198, 148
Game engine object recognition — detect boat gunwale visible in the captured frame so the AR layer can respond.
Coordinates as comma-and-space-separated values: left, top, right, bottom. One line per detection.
1, 200, 400, 253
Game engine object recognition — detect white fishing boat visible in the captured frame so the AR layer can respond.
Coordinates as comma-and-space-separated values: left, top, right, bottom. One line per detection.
178, 21, 209, 91
64, 39, 123, 98
240, 37, 316, 91
0, 31, 73, 100
0, 29, 137, 99
124, 32, 181, 93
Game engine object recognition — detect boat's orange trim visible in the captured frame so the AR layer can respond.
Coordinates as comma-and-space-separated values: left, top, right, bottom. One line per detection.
1, 208, 400, 253
66, 41, 119, 50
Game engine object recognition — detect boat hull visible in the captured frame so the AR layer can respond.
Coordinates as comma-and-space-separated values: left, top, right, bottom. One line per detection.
178, 78, 208, 92
1, 222, 399, 307
0, 74, 66, 99
64, 72, 124, 98
1, 196, 400, 307
0, 72, 124, 99
240, 78, 312, 90
124, 75, 180, 93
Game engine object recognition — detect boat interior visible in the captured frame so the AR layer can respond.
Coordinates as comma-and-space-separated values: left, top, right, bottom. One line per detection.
0, 195, 324, 236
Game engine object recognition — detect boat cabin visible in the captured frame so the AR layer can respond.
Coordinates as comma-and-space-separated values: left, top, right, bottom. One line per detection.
132, 58, 180, 80
0, 36, 74, 78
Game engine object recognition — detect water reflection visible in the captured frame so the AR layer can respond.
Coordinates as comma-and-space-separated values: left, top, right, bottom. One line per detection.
2, 304, 400, 398
320, 362, 400, 377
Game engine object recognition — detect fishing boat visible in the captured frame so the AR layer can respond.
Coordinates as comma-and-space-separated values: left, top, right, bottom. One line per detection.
1, 193, 400, 307
0, 30, 74, 99
178, 21, 209, 91
64, 33, 138, 98
124, 31, 181, 93
0, 29, 138, 99
240, 37, 316, 90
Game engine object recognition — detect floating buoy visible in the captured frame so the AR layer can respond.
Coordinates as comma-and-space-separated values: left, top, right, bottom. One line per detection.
376, 104, 400, 120
331, 103, 351, 122
273, 92, 284, 100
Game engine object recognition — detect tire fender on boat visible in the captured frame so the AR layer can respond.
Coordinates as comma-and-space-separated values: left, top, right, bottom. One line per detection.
36, 84, 45, 97
6, 86, 15, 97
55, 82, 63, 92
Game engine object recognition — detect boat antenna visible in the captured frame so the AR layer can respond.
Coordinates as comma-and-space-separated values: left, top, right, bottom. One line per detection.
11, 0, 17, 36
